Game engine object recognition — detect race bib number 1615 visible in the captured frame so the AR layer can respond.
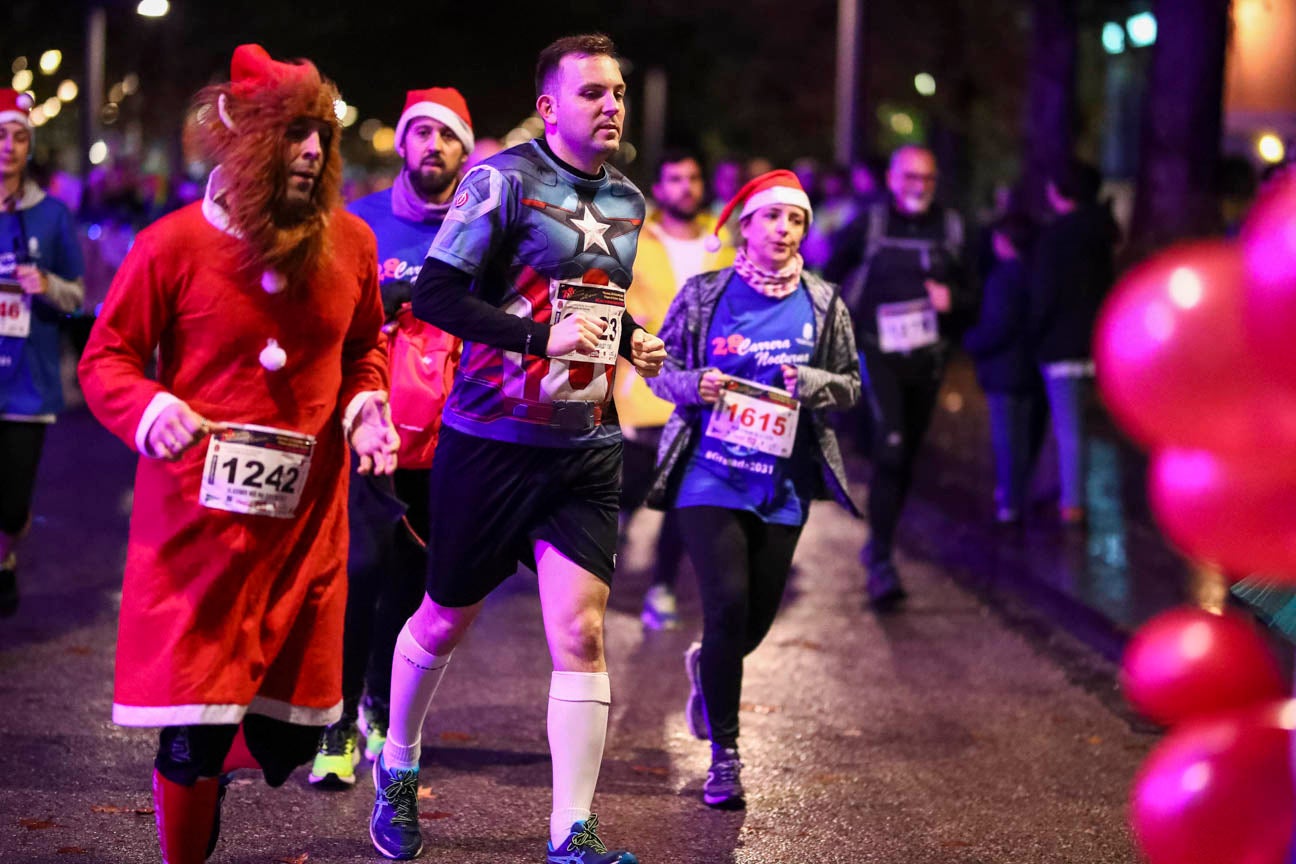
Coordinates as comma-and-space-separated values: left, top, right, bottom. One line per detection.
704, 377, 800, 458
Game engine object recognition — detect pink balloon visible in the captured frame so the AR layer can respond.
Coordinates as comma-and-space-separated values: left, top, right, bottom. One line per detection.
1131, 701, 1296, 864
1094, 240, 1296, 455
1149, 448, 1296, 580
1243, 174, 1296, 381
1121, 605, 1284, 726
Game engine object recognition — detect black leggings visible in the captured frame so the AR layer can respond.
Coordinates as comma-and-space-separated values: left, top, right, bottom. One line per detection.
0, 421, 47, 536
620, 433, 685, 588
341, 467, 430, 721
678, 506, 802, 748
860, 347, 943, 565
155, 715, 321, 788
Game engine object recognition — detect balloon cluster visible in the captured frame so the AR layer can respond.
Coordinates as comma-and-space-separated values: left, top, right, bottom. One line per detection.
1098, 178, 1296, 863
1121, 609, 1291, 864
1096, 179, 1296, 575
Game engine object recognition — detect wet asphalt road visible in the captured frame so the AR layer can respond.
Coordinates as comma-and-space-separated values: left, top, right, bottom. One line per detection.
0, 407, 1152, 864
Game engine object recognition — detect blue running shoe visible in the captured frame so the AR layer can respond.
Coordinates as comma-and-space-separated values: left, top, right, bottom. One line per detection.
703, 747, 745, 809
369, 755, 423, 860
546, 814, 638, 864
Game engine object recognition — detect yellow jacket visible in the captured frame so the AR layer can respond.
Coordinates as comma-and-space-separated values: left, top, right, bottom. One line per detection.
617, 208, 735, 429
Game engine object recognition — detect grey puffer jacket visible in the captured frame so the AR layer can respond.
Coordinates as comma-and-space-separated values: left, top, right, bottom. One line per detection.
645, 267, 862, 517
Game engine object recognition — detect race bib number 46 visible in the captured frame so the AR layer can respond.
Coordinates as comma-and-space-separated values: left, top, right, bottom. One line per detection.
704, 377, 800, 458
200, 423, 315, 519
0, 281, 31, 339
876, 298, 938, 353
550, 280, 625, 366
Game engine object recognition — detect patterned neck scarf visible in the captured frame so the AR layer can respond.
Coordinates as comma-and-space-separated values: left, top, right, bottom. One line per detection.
733, 247, 803, 299
391, 170, 453, 225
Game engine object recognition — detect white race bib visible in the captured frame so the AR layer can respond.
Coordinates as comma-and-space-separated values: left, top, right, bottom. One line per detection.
0, 282, 31, 339
876, 298, 938, 353
550, 279, 626, 366
704, 377, 800, 458
200, 423, 315, 519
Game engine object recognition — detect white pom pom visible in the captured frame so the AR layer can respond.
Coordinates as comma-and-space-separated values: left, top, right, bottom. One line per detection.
704, 234, 722, 254
260, 270, 286, 294
259, 338, 286, 372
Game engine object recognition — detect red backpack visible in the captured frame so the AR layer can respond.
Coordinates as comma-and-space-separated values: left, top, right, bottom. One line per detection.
384, 304, 460, 470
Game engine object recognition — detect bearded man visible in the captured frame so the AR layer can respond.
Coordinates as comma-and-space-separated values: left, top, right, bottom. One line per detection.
78, 44, 398, 864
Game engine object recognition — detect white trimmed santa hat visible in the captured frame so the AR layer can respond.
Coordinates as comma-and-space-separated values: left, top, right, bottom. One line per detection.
707, 169, 812, 252
394, 87, 474, 156
0, 89, 33, 131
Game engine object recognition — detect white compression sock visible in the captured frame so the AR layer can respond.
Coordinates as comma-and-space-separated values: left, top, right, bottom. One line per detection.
548, 671, 611, 848
382, 622, 452, 771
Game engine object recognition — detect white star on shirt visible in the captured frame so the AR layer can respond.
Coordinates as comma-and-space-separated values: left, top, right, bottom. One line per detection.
570, 205, 612, 254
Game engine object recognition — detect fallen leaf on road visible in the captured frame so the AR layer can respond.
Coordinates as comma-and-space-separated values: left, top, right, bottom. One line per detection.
19, 818, 61, 830
417, 787, 437, 800
91, 804, 153, 816
811, 773, 848, 784
274, 855, 308, 864
776, 638, 823, 651
420, 811, 453, 820
631, 765, 669, 776
439, 731, 474, 743
739, 702, 780, 715
1087, 735, 1104, 746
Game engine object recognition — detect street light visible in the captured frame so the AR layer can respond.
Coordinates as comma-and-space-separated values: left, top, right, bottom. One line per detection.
85, 2, 170, 175
136, 0, 170, 18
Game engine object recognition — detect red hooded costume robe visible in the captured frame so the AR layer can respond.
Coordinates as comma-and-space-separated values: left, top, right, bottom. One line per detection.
79, 179, 386, 728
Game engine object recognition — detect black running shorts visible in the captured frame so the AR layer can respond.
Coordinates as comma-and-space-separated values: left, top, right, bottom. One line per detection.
423, 426, 622, 607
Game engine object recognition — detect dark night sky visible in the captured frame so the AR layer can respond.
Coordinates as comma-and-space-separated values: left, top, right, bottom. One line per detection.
9, 0, 1118, 200
6, 0, 851, 165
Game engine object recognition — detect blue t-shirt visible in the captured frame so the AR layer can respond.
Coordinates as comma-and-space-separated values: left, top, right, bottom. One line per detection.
348, 188, 442, 289
0, 193, 85, 416
675, 273, 818, 525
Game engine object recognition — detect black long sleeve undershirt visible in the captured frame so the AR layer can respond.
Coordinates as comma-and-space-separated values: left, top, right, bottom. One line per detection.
412, 257, 642, 361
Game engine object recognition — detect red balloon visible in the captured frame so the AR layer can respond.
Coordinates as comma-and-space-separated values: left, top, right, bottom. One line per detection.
1121, 605, 1284, 726
1149, 448, 1296, 580
1243, 174, 1296, 381
1094, 240, 1296, 455
1131, 701, 1296, 864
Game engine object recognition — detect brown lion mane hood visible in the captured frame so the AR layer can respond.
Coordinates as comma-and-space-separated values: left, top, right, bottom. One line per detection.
184, 44, 343, 287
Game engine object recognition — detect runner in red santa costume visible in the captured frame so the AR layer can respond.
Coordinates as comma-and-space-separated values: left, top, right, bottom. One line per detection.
77, 44, 398, 864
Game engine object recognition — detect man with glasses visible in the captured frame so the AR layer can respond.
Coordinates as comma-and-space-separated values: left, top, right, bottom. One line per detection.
826, 145, 967, 611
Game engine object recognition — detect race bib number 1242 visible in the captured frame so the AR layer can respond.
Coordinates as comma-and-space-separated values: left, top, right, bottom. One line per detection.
200, 423, 314, 519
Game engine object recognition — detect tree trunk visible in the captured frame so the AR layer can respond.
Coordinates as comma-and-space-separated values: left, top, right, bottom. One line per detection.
1023, 0, 1077, 217
1127, 0, 1232, 257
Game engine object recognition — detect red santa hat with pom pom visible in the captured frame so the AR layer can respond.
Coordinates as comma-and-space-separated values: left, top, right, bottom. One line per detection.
0, 89, 33, 132
706, 169, 812, 252
394, 87, 474, 157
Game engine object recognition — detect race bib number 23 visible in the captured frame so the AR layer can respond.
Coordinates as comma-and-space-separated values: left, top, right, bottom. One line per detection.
200, 423, 314, 519
550, 280, 625, 366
